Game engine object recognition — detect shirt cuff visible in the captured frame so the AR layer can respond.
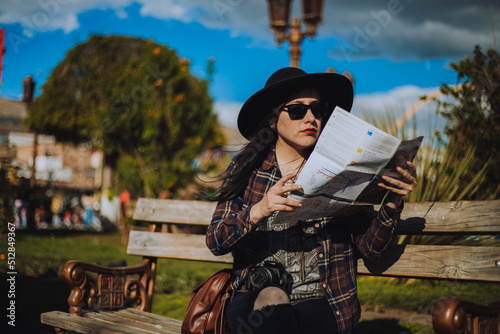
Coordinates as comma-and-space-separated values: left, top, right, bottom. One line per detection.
382, 199, 404, 214
378, 200, 403, 225
234, 203, 259, 230
245, 203, 261, 229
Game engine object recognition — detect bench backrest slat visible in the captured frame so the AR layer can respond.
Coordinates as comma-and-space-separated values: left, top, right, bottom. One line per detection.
132, 199, 500, 234
398, 200, 500, 234
132, 198, 217, 225
127, 231, 500, 282
130, 199, 500, 283
358, 244, 500, 282
127, 231, 233, 264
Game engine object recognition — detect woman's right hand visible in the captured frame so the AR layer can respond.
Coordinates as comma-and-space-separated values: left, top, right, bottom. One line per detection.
249, 173, 303, 223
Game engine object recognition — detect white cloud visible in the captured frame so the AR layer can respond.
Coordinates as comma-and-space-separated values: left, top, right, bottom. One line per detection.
353, 85, 437, 115
216, 85, 447, 137
352, 85, 449, 138
0, 0, 131, 34
114, 8, 128, 20
213, 100, 248, 150
214, 100, 241, 129
325, 1, 500, 61
1, 0, 498, 59
138, 0, 191, 22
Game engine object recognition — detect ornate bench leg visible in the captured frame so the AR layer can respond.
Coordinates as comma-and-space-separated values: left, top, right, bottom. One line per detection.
433, 297, 500, 334
472, 314, 500, 333
433, 298, 467, 334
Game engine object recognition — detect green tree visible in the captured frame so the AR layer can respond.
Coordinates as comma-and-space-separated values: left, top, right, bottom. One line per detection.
438, 45, 500, 199
0, 161, 14, 232
27, 35, 225, 197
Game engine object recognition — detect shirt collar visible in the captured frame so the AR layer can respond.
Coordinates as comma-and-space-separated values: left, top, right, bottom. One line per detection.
261, 148, 278, 171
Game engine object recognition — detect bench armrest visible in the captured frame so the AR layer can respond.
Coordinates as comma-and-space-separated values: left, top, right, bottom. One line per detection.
432, 297, 500, 334
61, 258, 155, 315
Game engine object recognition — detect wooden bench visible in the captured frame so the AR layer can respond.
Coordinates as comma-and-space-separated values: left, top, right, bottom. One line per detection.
41, 199, 500, 334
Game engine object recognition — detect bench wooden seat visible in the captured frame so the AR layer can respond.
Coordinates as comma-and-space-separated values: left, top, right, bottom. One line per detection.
42, 309, 183, 334
41, 199, 500, 334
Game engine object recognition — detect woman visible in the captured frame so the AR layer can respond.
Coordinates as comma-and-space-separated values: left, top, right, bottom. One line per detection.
206, 67, 417, 334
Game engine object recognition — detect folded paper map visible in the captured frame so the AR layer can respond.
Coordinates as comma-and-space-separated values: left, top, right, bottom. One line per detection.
276, 106, 423, 222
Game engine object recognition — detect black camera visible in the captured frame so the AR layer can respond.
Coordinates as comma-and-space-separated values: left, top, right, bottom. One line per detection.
246, 261, 294, 294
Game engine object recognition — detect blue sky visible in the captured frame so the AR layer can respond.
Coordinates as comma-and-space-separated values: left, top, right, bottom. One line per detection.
1, 0, 499, 130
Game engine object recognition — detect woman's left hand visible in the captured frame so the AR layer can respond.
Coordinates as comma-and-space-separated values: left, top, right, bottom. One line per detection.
378, 161, 417, 209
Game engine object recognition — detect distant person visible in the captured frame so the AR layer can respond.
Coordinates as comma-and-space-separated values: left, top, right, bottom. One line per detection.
82, 195, 92, 228
119, 190, 131, 216
206, 67, 417, 334
119, 190, 131, 230
159, 190, 173, 199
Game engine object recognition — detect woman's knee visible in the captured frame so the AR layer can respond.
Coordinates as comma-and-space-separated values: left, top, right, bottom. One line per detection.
253, 287, 290, 310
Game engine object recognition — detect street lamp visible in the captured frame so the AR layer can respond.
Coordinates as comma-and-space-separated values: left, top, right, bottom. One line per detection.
22, 75, 35, 103
23, 75, 37, 188
23, 75, 37, 230
267, 0, 324, 68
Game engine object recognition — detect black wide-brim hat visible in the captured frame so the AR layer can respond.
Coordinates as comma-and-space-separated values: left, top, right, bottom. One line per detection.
237, 67, 354, 139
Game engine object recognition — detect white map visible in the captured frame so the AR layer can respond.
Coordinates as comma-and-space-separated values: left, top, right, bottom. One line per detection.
276, 107, 423, 222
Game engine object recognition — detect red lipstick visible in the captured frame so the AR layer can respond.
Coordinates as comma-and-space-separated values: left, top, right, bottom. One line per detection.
302, 128, 317, 135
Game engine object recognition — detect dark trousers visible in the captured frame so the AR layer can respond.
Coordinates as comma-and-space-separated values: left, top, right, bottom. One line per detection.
226, 289, 338, 334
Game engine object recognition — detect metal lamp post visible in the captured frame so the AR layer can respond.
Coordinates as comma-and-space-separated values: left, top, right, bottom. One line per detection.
22, 75, 35, 103
267, 0, 324, 68
23, 75, 37, 230
22, 75, 36, 189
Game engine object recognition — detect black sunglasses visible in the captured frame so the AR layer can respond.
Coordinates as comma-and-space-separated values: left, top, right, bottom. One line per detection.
281, 102, 328, 120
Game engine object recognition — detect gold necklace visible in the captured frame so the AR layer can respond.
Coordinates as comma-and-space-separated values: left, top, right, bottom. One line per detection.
281, 155, 304, 166
278, 156, 306, 184
291, 158, 306, 183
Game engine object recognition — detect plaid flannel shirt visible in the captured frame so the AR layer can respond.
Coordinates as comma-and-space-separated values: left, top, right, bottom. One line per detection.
206, 150, 402, 334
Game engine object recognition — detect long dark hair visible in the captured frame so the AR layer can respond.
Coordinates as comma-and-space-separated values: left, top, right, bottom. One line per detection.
209, 86, 327, 202
209, 109, 280, 202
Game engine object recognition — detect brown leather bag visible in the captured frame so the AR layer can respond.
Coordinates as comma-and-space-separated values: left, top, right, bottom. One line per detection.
181, 269, 234, 334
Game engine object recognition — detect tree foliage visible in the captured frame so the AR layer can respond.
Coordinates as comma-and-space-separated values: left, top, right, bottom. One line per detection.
0, 162, 15, 233
27, 35, 225, 197
438, 45, 500, 199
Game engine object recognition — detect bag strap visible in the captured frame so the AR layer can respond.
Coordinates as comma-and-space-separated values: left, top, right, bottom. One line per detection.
216, 282, 234, 334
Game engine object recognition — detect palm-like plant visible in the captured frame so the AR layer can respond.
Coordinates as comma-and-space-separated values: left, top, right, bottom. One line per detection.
359, 107, 498, 203
359, 104, 498, 246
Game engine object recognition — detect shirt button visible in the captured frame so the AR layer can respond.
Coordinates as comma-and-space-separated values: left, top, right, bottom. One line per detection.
322, 283, 327, 288
314, 223, 320, 228
318, 253, 324, 258
336, 311, 340, 315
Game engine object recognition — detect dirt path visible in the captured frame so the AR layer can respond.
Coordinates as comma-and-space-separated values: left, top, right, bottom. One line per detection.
360, 306, 433, 326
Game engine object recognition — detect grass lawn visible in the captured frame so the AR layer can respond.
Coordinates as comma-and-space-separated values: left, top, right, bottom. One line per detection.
1, 230, 498, 333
